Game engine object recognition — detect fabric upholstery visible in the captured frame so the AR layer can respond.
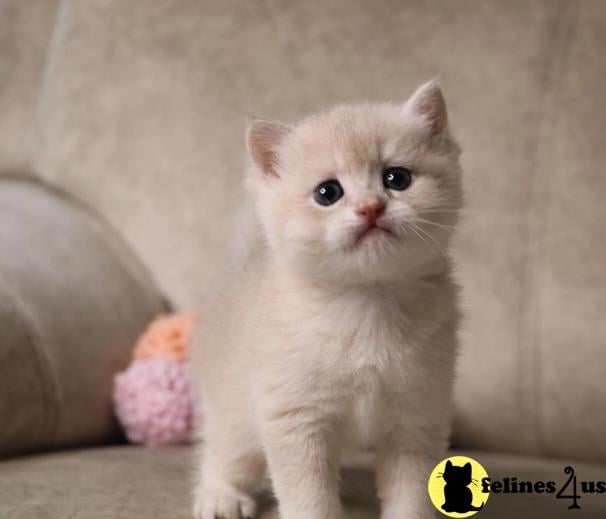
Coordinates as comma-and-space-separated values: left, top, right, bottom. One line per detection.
453, 0, 606, 464
0, 0, 60, 174
31, 0, 606, 463
0, 445, 604, 519
0, 177, 166, 457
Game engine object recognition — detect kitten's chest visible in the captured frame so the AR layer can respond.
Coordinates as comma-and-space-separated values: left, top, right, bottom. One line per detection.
339, 370, 385, 450
323, 299, 416, 448
317, 291, 410, 371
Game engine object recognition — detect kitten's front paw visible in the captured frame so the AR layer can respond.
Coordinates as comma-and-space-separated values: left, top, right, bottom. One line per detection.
193, 486, 257, 519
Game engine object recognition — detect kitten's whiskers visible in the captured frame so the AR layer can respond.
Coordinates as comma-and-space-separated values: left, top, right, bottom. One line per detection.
405, 221, 447, 258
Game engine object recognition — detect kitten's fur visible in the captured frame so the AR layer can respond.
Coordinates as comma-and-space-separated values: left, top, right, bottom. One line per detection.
191, 81, 463, 519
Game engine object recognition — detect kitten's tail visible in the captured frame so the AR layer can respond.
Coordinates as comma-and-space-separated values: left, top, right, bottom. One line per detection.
468, 502, 485, 511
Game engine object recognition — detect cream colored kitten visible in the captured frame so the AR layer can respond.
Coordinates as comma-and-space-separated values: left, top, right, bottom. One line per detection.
192, 80, 462, 519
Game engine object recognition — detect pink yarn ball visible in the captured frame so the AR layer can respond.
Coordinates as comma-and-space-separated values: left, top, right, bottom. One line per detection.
113, 357, 196, 446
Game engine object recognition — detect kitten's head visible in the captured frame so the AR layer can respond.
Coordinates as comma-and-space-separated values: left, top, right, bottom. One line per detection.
246, 81, 462, 284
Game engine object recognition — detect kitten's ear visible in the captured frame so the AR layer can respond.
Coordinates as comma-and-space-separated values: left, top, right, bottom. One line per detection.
464, 462, 472, 475
246, 118, 291, 179
446, 460, 453, 469
404, 80, 448, 138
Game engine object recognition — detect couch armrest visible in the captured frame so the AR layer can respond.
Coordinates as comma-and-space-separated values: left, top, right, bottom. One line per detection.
0, 176, 167, 457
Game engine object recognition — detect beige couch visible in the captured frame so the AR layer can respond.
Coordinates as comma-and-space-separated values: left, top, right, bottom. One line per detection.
1, 1, 605, 517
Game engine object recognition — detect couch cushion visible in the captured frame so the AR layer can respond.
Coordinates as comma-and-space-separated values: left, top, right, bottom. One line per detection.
0, 0, 60, 174
0, 445, 604, 519
452, 0, 606, 464
0, 177, 166, 457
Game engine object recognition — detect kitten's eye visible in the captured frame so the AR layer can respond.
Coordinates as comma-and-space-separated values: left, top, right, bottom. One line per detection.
383, 167, 413, 191
313, 180, 344, 206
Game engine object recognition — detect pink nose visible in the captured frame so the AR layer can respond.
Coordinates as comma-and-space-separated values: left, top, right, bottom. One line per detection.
355, 201, 385, 223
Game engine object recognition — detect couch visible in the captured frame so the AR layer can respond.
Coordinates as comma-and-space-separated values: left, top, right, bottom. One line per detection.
1, 1, 605, 517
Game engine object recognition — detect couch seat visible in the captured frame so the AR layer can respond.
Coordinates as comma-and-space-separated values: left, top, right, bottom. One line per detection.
0, 445, 604, 518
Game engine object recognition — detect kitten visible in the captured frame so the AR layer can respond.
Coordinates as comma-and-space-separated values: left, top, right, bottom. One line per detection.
191, 80, 463, 519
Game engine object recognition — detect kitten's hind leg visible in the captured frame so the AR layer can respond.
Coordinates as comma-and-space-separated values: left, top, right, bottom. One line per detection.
192, 426, 265, 519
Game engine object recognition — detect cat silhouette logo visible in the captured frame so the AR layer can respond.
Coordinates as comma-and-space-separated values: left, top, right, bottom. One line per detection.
428, 455, 490, 517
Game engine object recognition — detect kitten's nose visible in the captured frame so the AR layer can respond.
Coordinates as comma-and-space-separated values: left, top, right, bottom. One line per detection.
355, 201, 385, 223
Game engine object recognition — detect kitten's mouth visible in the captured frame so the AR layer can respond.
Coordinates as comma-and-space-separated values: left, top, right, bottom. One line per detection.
354, 223, 394, 245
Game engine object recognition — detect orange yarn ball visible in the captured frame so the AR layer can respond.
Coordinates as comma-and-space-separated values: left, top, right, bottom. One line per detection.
133, 310, 199, 362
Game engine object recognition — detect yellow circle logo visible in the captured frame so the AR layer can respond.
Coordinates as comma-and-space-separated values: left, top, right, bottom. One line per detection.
428, 455, 489, 517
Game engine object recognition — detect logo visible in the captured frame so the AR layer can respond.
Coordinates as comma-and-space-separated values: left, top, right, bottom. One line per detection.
483, 465, 606, 510
428, 455, 489, 517
429, 458, 606, 514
